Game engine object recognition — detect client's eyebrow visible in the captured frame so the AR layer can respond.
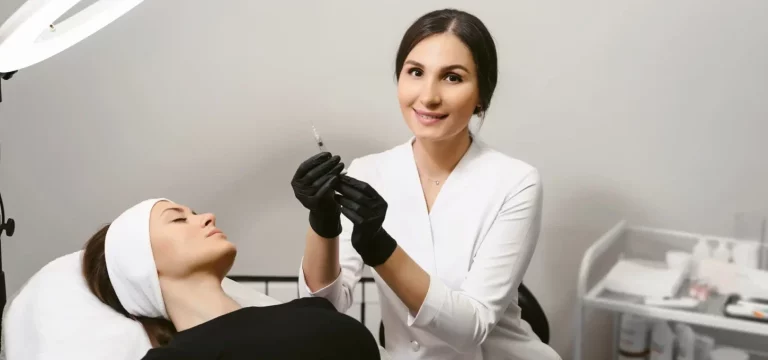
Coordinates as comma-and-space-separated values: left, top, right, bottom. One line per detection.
160, 206, 198, 217
161, 207, 185, 217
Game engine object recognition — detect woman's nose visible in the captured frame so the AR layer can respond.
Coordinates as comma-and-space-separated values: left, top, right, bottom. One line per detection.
419, 81, 441, 107
200, 212, 216, 227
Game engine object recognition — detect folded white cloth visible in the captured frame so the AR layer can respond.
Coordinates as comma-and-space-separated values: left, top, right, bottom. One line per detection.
105, 198, 169, 319
604, 258, 686, 299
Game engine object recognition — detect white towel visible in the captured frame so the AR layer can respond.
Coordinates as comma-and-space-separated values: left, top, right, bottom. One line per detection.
105, 198, 170, 319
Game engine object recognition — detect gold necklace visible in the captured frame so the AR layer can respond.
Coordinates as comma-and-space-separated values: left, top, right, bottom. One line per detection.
415, 159, 447, 186
422, 176, 444, 186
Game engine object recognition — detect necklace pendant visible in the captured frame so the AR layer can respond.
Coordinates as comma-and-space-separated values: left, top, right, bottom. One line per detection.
434, 180, 440, 185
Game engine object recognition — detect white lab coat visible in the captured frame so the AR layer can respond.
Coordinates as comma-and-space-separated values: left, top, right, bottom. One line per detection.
298, 137, 561, 360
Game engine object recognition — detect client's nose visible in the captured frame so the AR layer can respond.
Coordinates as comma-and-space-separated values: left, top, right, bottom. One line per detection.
200, 212, 216, 227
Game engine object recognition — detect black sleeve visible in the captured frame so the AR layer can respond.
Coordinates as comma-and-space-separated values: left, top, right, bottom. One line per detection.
141, 348, 185, 360
141, 348, 180, 360
285, 296, 337, 311
142, 347, 223, 360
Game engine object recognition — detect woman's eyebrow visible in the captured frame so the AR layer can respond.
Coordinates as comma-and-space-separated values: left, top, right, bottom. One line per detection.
405, 59, 470, 73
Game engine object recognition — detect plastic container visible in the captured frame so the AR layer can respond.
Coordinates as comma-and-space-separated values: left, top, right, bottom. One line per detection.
674, 323, 695, 360
710, 346, 749, 360
693, 335, 714, 360
617, 314, 650, 359
713, 240, 731, 263
732, 241, 760, 269
691, 237, 711, 280
648, 321, 675, 360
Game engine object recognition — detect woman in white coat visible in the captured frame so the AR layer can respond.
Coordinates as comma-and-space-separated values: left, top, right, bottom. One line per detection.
291, 8, 561, 360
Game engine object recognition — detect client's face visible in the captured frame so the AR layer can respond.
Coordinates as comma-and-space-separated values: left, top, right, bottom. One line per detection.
148, 200, 237, 279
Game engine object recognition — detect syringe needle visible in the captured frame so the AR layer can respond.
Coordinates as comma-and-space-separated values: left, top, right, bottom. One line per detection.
310, 121, 327, 152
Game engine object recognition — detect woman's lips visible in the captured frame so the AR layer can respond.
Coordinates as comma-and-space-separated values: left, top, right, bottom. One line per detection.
413, 108, 448, 125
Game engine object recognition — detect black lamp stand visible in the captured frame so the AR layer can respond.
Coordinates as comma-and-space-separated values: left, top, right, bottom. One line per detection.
0, 70, 19, 353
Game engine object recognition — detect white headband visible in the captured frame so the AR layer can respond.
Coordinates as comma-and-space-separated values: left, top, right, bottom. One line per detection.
105, 198, 170, 319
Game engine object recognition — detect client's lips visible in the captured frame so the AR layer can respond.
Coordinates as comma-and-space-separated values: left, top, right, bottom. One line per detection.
207, 228, 223, 237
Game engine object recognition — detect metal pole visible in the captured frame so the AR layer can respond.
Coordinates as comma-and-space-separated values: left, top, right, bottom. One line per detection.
0, 163, 16, 355
0, 71, 19, 103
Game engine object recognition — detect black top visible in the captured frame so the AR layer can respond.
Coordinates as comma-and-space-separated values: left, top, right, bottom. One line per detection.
142, 297, 381, 360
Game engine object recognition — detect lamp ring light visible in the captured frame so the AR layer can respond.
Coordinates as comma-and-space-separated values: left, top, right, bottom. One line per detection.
0, 0, 146, 74
0, 1, 144, 342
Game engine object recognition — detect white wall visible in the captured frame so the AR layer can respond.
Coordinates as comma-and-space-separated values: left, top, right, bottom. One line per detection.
1, 0, 767, 358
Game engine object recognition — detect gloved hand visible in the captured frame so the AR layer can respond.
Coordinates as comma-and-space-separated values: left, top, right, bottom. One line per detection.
291, 152, 345, 238
334, 175, 397, 267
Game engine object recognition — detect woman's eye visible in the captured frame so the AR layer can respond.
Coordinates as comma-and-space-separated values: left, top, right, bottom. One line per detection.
408, 68, 423, 77
445, 74, 462, 82
173, 218, 187, 223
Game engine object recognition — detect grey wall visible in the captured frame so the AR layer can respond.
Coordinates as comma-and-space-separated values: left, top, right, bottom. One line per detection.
1, 0, 767, 358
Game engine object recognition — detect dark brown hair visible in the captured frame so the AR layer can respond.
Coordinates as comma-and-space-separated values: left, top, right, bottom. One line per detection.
82, 224, 177, 347
395, 8, 499, 118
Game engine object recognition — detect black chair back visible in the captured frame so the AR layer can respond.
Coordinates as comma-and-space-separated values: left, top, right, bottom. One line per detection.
518, 283, 550, 344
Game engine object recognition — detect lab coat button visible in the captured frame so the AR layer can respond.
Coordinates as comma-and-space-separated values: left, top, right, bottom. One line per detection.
411, 340, 420, 351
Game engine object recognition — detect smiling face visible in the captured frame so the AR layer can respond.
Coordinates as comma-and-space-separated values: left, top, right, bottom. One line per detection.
148, 200, 236, 280
397, 32, 481, 142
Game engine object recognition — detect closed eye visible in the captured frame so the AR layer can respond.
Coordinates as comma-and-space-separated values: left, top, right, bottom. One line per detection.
173, 218, 187, 223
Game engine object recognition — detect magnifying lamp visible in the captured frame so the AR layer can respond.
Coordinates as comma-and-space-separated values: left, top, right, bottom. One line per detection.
0, 0, 145, 349
0, 0, 146, 101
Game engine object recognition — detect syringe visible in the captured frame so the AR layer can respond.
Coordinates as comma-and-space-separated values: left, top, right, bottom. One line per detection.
309, 120, 347, 175
310, 120, 327, 152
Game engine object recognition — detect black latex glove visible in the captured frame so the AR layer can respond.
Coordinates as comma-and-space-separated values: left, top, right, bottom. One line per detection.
334, 175, 397, 267
291, 152, 345, 238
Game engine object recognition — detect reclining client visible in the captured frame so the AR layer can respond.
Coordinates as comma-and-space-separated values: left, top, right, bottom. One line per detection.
81, 198, 381, 359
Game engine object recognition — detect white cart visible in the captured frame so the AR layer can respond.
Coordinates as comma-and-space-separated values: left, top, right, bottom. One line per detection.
574, 221, 768, 360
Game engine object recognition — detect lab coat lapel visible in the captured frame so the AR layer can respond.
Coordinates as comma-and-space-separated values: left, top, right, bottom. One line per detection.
427, 139, 481, 219
428, 140, 483, 289
390, 138, 436, 274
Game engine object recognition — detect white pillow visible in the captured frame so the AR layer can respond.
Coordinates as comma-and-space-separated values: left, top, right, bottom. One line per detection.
0, 250, 281, 360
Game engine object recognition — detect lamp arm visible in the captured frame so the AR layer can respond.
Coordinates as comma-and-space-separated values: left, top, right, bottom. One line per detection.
0, 70, 19, 103
0, 189, 9, 355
